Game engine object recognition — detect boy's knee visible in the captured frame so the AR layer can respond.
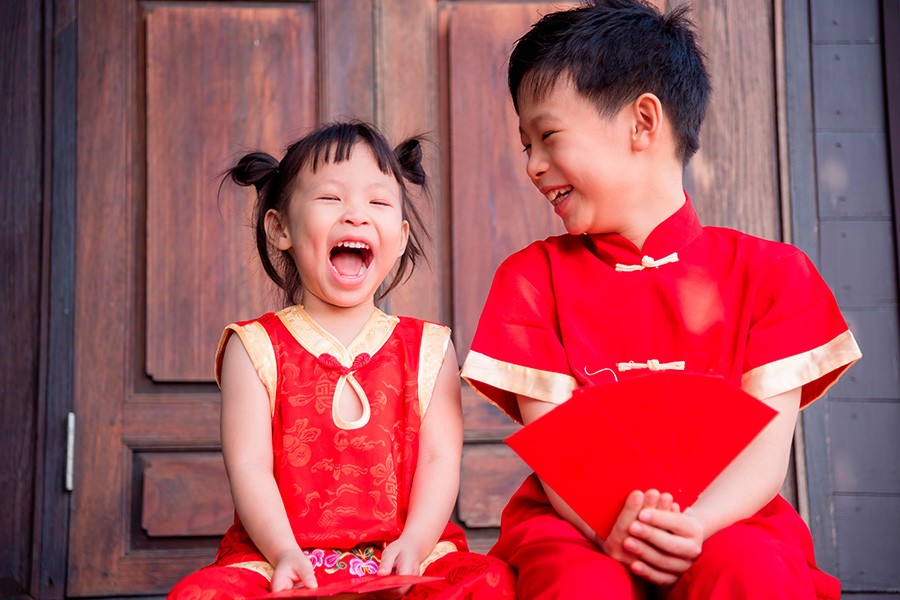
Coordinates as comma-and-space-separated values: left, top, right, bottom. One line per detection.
514, 551, 641, 600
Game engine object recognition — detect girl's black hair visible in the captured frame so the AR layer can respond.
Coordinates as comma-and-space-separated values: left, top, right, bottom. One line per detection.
508, 0, 710, 166
224, 121, 429, 306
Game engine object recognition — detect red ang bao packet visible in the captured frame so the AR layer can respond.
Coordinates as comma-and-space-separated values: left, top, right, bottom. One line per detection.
506, 372, 777, 539
251, 575, 444, 599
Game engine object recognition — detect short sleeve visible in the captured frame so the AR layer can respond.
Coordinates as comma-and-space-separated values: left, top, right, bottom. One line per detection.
215, 320, 278, 415
461, 244, 577, 424
741, 250, 861, 407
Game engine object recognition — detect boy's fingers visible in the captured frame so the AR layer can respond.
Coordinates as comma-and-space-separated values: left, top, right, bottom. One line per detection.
631, 514, 702, 560
642, 489, 661, 509
623, 535, 694, 574
657, 492, 674, 512
629, 560, 679, 587
639, 508, 703, 539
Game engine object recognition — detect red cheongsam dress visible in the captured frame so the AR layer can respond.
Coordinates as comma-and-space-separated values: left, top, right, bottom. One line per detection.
461, 197, 860, 600
169, 306, 514, 599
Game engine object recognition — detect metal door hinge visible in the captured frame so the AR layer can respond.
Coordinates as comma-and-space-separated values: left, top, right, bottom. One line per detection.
65, 412, 75, 492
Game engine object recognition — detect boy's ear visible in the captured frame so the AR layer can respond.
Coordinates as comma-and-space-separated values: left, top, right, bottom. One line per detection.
264, 208, 292, 251
630, 93, 664, 152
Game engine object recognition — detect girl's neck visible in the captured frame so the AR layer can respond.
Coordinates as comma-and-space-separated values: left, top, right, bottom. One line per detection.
301, 296, 378, 348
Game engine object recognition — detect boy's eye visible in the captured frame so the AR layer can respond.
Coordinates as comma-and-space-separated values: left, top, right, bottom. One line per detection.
541, 131, 555, 141
521, 144, 532, 154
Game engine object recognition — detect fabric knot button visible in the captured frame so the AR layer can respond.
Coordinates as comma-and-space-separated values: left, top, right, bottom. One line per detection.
318, 352, 372, 375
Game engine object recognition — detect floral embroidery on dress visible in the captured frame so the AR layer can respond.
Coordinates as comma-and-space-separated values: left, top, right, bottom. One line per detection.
303, 545, 382, 576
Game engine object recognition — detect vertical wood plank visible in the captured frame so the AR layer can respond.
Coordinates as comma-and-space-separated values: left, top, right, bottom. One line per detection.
70, 0, 135, 592
834, 495, 900, 590
673, 0, 780, 239
318, 0, 376, 123
376, 0, 444, 323
448, 3, 564, 357
145, 5, 317, 382
0, 0, 43, 595
38, 0, 77, 596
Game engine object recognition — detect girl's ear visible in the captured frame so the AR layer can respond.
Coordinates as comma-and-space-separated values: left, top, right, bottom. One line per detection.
397, 220, 410, 259
264, 208, 292, 251
630, 92, 663, 152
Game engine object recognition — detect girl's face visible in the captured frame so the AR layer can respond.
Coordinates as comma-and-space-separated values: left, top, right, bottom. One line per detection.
266, 143, 409, 313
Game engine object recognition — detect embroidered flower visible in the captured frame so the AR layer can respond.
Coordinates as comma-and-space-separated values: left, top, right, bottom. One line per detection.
348, 557, 379, 576
304, 548, 326, 569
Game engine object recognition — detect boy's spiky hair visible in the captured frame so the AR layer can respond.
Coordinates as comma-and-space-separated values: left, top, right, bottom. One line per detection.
508, 0, 711, 165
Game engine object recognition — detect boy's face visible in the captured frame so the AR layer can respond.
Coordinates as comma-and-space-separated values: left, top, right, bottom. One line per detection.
518, 79, 636, 236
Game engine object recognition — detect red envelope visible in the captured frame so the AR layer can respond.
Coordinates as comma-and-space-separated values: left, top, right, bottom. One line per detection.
505, 372, 778, 539
251, 575, 444, 599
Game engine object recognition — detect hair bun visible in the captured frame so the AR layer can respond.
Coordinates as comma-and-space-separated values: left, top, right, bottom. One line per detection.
230, 152, 280, 192
394, 138, 425, 186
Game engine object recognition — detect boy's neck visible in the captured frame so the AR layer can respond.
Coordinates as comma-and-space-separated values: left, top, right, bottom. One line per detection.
616, 162, 686, 251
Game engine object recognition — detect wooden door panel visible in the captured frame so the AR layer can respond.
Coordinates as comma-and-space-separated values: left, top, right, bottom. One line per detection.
146, 4, 316, 382
72, 1, 376, 595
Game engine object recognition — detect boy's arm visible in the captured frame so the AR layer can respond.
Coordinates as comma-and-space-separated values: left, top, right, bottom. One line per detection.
220, 339, 317, 591
378, 341, 463, 578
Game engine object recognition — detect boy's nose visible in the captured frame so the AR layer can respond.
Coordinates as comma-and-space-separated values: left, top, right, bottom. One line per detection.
526, 150, 548, 181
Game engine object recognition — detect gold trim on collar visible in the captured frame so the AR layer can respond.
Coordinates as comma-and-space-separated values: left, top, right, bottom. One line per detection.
277, 305, 399, 430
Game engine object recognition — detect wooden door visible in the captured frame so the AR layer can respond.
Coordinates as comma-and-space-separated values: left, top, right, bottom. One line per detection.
70, 0, 784, 596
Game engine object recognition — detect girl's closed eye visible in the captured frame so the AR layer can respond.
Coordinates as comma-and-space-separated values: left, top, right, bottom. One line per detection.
318, 195, 341, 202
370, 198, 393, 207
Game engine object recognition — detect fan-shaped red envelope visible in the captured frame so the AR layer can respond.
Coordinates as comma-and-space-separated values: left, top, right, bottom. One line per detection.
505, 372, 778, 540
252, 575, 444, 598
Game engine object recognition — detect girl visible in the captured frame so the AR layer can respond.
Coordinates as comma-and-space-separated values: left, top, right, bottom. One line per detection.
169, 122, 514, 599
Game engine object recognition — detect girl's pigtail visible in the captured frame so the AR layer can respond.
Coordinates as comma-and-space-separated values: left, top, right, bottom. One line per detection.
229, 152, 280, 191
222, 151, 288, 296
393, 138, 426, 186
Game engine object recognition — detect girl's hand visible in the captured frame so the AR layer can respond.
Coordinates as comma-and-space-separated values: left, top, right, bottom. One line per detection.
377, 536, 426, 577
623, 504, 703, 586
374, 536, 428, 598
271, 549, 318, 592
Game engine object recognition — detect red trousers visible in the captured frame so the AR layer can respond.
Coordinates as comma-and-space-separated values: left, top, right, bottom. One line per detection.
168, 550, 515, 599
490, 475, 841, 600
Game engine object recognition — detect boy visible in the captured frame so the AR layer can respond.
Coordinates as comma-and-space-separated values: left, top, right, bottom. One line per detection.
460, 1, 861, 598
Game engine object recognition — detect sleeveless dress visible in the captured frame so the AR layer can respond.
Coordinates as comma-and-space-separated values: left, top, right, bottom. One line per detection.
169, 305, 514, 599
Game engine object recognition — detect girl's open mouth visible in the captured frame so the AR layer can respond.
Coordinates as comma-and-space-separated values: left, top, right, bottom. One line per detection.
329, 240, 374, 278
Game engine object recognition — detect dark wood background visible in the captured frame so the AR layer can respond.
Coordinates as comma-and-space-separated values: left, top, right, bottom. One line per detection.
1, 0, 897, 597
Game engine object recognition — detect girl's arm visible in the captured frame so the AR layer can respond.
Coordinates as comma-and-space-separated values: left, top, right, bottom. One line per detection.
623, 386, 802, 584
220, 338, 317, 591
377, 341, 463, 577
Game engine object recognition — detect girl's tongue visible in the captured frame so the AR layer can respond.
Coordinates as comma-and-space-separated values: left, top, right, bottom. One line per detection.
330, 248, 369, 277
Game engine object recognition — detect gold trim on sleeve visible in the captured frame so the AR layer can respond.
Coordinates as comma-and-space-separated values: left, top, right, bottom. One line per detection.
742, 330, 862, 402
417, 323, 451, 416
461, 350, 577, 405
418, 540, 459, 575
217, 322, 278, 416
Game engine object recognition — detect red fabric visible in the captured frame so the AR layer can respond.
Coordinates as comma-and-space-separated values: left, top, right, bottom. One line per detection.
506, 373, 777, 539
169, 552, 515, 600
464, 198, 851, 597
170, 312, 513, 598
466, 197, 856, 422
491, 476, 840, 600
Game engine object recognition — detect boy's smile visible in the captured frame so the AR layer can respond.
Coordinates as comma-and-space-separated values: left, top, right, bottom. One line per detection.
517, 79, 638, 237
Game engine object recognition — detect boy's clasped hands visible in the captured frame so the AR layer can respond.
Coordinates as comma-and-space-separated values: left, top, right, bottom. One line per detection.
601, 489, 703, 586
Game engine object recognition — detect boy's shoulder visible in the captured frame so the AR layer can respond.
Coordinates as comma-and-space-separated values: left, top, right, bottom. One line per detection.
500, 234, 586, 269
704, 225, 808, 266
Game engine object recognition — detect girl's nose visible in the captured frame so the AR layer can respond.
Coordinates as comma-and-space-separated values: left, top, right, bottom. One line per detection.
342, 203, 371, 225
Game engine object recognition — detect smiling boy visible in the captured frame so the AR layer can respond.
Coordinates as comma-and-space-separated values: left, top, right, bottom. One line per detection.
461, 1, 860, 598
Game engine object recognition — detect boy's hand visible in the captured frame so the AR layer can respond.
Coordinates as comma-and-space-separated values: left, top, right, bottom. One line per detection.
624, 504, 704, 586
271, 549, 318, 592
599, 489, 648, 564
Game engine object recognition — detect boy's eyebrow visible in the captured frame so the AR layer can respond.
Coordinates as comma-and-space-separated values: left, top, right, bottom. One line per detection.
520, 112, 558, 131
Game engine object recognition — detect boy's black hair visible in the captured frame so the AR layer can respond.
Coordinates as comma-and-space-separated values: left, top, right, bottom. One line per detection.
223, 121, 428, 306
508, 0, 710, 165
